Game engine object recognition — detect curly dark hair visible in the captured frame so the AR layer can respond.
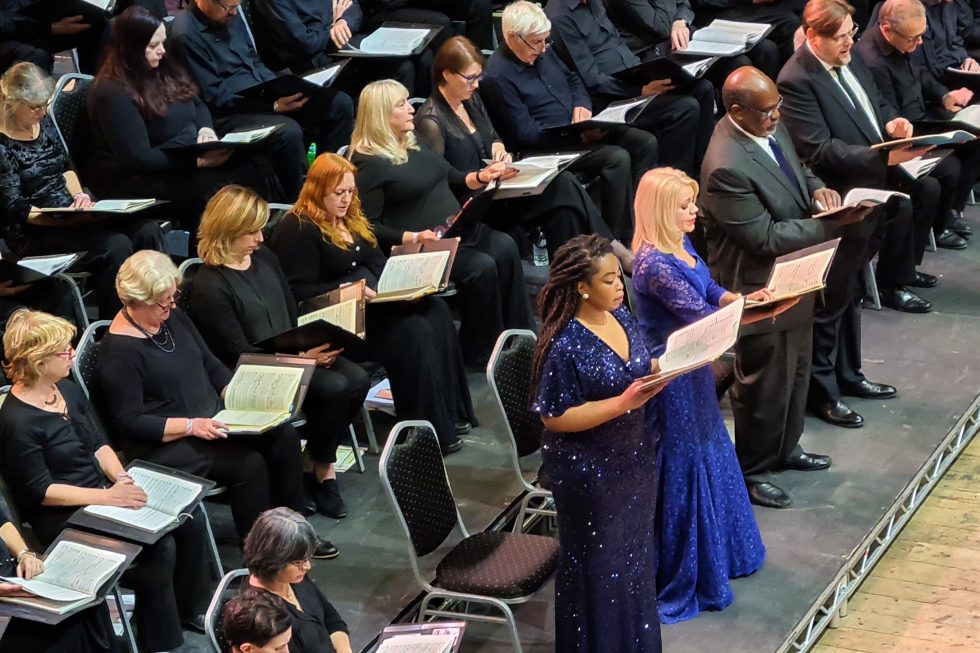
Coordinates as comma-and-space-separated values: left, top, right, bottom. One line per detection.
530, 234, 614, 394
95, 6, 199, 120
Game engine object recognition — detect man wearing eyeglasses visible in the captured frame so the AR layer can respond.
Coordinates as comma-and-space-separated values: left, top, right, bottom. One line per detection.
856, 0, 976, 248
778, 0, 933, 432
912, 0, 979, 80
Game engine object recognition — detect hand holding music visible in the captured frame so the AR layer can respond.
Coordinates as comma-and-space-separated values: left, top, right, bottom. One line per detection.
197, 128, 219, 143
330, 19, 353, 48
962, 57, 980, 73
197, 149, 232, 168
943, 88, 973, 112
670, 20, 690, 51
188, 418, 229, 440
274, 92, 309, 113
885, 117, 913, 139
812, 187, 842, 211
104, 480, 148, 509
742, 295, 801, 324
886, 143, 934, 166
571, 106, 593, 123
642, 79, 675, 96
619, 377, 668, 412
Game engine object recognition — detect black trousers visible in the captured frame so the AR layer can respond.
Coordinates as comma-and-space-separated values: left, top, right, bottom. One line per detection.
127, 426, 305, 540
301, 358, 371, 464
950, 141, 980, 213
450, 223, 534, 365
568, 144, 635, 242
369, 0, 494, 50
0, 604, 120, 653
214, 113, 307, 200
884, 170, 939, 279
630, 78, 715, 176
0, 0, 108, 74
732, 324, 811, 481
22, 217, 164, 319
349, 297, 476, 446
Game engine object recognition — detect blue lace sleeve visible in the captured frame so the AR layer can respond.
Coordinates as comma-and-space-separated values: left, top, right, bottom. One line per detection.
633, 247, 717, 323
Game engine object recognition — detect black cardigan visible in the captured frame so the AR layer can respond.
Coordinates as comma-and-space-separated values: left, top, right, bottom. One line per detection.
414, 90, 500, 175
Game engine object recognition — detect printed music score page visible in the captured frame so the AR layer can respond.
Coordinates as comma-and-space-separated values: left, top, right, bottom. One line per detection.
82, 466, 202, 533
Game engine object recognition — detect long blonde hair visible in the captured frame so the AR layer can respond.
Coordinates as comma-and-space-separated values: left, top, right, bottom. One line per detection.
632, 167, 699, 256
291, 153, 377, 250
197, 185, 269, 266
349, 79, 418, 165
0, 62, 54, 134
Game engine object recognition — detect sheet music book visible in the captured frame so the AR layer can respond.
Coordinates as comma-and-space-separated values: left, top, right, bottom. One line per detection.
239, 61, 351, 103
813, 188, 910, 219
213, 361, 308, 433
372, 251, 451, 303
638, 297, 745, 388
683, 20, 773, 57
542, 96, 655, 140
0, 253, 79, 284
378, 620, 466, 653
611, 57, 718, 91
163, 126, 280, 154
80, 465, 206, 534
870, 130, 975, 150
298, 279, 367, 337
745, 239, 841, 307
434, 185, 497, 239
899, 151, 949, 179
302, 63, 345, 87
338, 24, 438, 57
916, 105, 980, 136
35, 199, 158, 214
388, 237, 459, 291
490, 153, 581, 199
376, 635, 457, 653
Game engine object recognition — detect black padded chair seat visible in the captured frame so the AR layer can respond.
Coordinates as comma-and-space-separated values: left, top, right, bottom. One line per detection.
436, 531, 558, 599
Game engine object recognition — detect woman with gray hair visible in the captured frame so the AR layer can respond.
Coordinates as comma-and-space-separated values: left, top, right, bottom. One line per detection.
244, 508, 352, 653
0, 61, 163, 318
95, 251, 338, 558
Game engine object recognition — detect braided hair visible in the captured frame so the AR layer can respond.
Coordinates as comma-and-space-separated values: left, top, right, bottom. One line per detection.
531, 234, 615, 394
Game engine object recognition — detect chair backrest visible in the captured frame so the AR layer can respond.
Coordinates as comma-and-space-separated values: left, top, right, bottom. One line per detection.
379, 422, 464, 570
50, 74, 95, 172
237, 3, 259, 52
72, 320, 111, 400
487, 330, 542, 462
205, 568, 249, 653
176, 258, 203, 312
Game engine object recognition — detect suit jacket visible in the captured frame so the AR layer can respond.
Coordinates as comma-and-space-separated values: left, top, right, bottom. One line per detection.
699, 119, 836, 333
777, 44, 894, 193
605, 0, 695, 54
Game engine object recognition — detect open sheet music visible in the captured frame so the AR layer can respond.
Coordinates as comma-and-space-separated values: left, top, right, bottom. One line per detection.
745, 239, 841, 307
298, 280, 366, 337
813, 188, 909, 219
592, 96, 654, 124
303, 64, 343, 87
5, 253, 78, 277
639, 298, 745, 388
213, 364, 305, 433
36, 199, 156, 214
372, 250, 451, 303
870, 129, 975, 150
346, 26, 430, 55
82, 466, 203, 533
492, 153, 580, 198
899, 152, 947, 179
684, 20, 772, 56
376, 635, 457, 653
0, 541, 125, 615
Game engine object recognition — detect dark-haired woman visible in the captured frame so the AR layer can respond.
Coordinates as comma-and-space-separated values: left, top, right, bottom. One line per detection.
531, 234, 666, 653
415, 36, 635, 270
83, 7, 291, 230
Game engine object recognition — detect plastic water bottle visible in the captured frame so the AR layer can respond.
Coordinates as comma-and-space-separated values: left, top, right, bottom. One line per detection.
532, 228, 549, 267
306, 143, 317, 167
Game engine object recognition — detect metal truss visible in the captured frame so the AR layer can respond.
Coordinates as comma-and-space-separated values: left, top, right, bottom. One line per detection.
779, 394, 980, 653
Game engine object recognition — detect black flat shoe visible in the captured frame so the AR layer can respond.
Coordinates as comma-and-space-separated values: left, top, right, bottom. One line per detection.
300, 474, 318, 516
181, 614, 207, 633
841, 379, 897, 399
314, 478, 347, 519
780, 451, 832, 472
811, 399, 864, 428
441, 438, 463, 455
907, 271, 937, 289
454, 421, 472, 436
746, 481, 792, 509
880, 288, 931, 314
952, 217, 973, 238
936, 229, 968, 250
313, 538, 339, 559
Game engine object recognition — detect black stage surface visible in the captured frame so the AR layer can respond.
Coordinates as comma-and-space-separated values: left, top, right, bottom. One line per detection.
176, 209, 980, 653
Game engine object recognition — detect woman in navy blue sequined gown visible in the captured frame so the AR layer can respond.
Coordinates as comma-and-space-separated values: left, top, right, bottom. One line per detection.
632, 168, 766, 623
531, 235, 667, 653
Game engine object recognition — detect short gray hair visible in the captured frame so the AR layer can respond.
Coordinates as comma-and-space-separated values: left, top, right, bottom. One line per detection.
0, 62, 54, 132
243, 508, 317, 583
502, 1, 551, 38
880, 0, 925, 27
115, 250, 180, 306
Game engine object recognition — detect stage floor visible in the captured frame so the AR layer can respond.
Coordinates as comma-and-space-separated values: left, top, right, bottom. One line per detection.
180, 208, 980, 653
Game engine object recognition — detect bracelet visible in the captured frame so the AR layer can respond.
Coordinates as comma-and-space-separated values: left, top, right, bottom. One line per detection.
185, 418, 194, 435
475, 170, 486, 184
114, 471, 131, 481
273, 100, 280, 112
16, 551, 36, 563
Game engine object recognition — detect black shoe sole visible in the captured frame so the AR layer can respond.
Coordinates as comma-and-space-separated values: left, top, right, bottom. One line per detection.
313, 548, 340, 560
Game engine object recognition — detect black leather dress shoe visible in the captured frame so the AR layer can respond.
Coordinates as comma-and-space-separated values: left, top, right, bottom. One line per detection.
454, 421, 473, 436
313, 538, 339, 559
780, 451, 832, 472
746, 482, 792, 509
880, 287, 931, 314
441, 438, 463, 455
841, 379, 897, 399
811, 399, 864, 428
907, 271, 937, 289
952, 217, 973, 238
936, 229, 968, 249
181, 614, 207, 633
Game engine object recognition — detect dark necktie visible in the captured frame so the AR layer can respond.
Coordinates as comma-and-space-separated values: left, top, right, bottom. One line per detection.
833, 66, 881, 139
767, 136, 803, 197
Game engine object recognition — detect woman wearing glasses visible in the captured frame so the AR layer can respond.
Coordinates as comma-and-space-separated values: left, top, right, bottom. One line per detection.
0, 61, 164, 319
94, 251, 338, 558
243, 508, 352, 653
0, 309, 212, 652
415, 37, 636, 271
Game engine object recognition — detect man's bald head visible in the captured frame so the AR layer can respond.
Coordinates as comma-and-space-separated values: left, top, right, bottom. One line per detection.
723, 67, 782, 137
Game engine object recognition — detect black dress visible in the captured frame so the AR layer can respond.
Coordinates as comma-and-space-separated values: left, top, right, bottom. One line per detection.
0, 115, 163, 317
94, 309, 305, 538
351, 147, 534, 364
187, 246, 370, 465
83, 78, 285, 229
257, 578, 348, 653
0, 380, 211, 652
267, 215, 475, 448
415, 90, 614, 255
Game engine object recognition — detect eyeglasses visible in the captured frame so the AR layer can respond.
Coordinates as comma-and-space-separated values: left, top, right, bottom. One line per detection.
825, 26, 859, 44
25, 100, 51, 113
745, 96, 783, 121
52, 345, 75, 360
211, 0, 240, 13
518, 35, 552, 54
288, 558, 312, 569
154, 290, 181, 310
454, 71, 484, 85
887, 25, 925, 44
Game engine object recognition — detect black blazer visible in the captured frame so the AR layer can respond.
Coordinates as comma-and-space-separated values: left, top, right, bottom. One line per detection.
415, 90, 498, 174
699, 119, 835, 332
776, 44, 894, 193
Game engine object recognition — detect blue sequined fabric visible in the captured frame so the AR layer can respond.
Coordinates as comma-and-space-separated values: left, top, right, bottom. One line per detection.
532, 305, 662, 653
633, 239, 766, 624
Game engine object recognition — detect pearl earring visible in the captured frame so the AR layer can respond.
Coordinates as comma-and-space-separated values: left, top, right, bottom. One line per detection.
581, 293, 590, 300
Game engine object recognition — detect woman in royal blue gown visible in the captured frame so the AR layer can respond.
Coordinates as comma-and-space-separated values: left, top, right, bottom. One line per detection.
531, 234, 667, 653
632, 168, 767, 623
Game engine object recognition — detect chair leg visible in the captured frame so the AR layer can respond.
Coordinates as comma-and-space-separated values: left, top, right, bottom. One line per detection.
348, 424, 366, 473
927, 229, 937, 253
111, 585, 138, 653
199, 503, 223, 580
361, 404, 379, 454
417, 592, 525, 653
54, 273, 90, 329
863, 261, 881, 311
